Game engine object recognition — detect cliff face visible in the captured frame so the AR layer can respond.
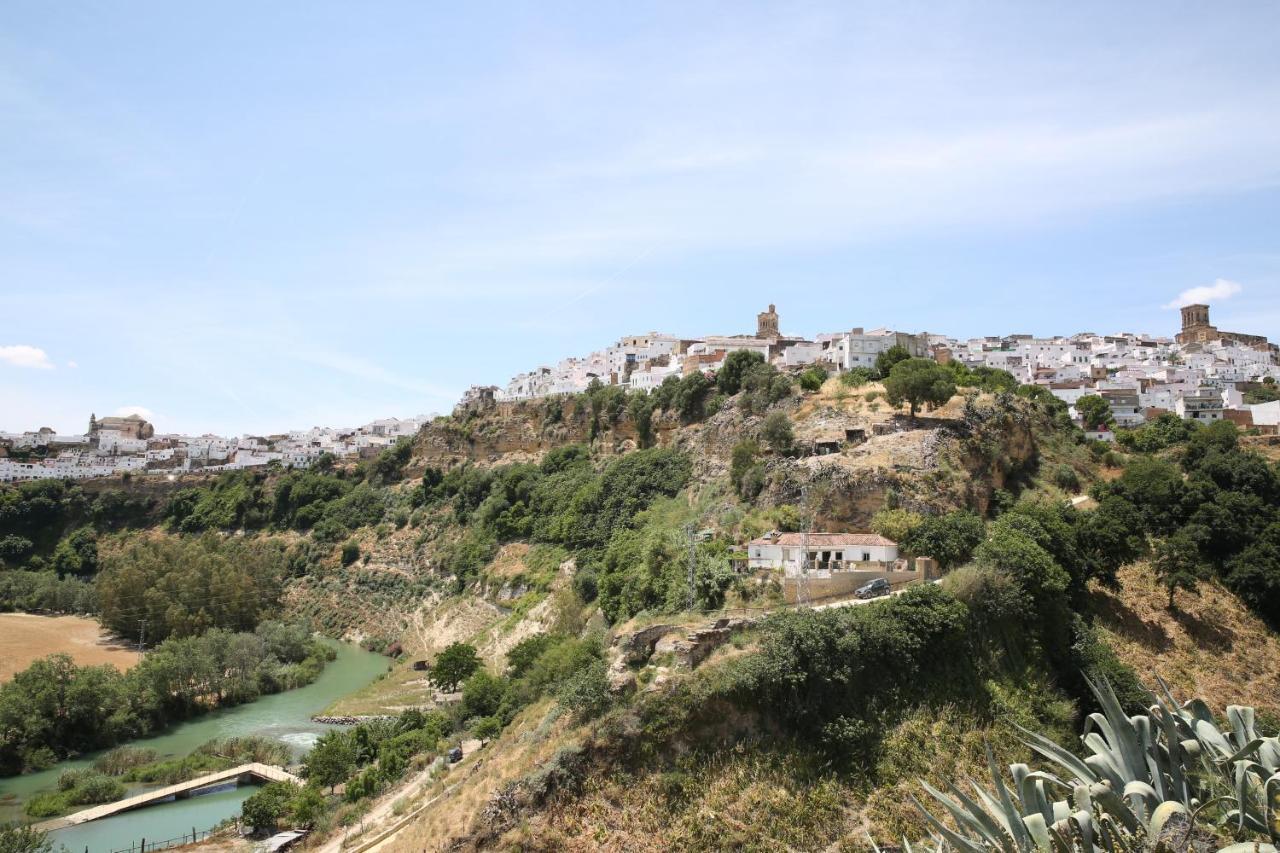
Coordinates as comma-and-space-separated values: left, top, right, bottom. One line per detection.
412, 390, 1043, 529
412, 400, 685, 469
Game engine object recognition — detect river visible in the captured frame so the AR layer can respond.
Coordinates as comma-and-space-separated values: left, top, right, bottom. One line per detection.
0, 641, 389, 852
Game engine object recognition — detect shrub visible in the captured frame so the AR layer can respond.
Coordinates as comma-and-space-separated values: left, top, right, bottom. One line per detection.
760, 412, 794, 455
340, 541, 360, 566
1051, 463, 1081, 493
798, 366, 827, 392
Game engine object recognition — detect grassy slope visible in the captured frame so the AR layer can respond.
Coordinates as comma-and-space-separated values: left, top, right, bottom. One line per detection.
1094, 562, 1280, 718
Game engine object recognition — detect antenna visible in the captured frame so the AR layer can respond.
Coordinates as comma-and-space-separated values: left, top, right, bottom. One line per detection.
137, 619, 148, 656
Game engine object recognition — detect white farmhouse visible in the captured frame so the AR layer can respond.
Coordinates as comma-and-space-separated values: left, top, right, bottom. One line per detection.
747, 532, 898, 576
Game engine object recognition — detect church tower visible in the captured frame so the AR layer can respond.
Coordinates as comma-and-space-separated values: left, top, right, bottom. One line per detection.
1176, 303, 1216, 344
756, 304, 780, 338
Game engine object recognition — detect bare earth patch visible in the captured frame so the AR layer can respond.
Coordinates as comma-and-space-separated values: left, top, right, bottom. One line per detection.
0, 613, 140, 681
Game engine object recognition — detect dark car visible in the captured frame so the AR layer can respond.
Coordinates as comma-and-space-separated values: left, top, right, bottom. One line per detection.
448, 747, 463, 763
854, 578, 891, 599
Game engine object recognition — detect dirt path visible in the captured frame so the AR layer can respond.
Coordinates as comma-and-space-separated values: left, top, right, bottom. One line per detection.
316, 740, 482, 853
0, 613, 140, 681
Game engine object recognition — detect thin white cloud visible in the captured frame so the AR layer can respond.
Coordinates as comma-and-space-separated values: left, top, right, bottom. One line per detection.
0, 345, 55, 370
1163, 278, 1243, 309
66, 360, 78, 368
114, 405, 155, 420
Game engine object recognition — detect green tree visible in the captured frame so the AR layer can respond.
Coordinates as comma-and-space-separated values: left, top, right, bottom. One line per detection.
50, 527, 97, 575
472, 716, 503, 742
431, 642, 481, 692
870, 508, 924, 545
460, 670, 506, 719
1075, 395, 1113, 431
1153, 532, 1206, 610
240, 781, 295, 831
882, 358, 956, 417
874, 345, 912, 378
717, 350, 766, 395
289, 786, 326, 828
760, 412, 794, 455
302, 731, 356, 791
902, 512, 985, 569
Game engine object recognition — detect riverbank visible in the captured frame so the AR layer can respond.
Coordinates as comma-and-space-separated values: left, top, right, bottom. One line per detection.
0, 640, 390, 848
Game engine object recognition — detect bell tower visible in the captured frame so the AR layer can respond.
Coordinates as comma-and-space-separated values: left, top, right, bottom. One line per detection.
1180, 303, 1210, 331
1176, 303, 1215, 344
756, 304, 780, 338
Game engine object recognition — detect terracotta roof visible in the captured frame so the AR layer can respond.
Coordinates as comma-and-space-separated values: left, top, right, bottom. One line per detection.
749, 532, 896, 547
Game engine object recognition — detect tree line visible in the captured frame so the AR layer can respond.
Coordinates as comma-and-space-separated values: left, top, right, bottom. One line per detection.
0, 621, 333, 775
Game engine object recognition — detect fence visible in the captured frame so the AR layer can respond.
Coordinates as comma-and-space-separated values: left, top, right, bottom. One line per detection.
107, 822, 233, 853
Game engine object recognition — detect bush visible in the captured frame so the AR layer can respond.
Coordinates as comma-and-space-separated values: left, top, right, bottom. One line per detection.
839, 368, 875, 388
340, 541, 360, 566
557, 658, 611, 721
870, 509, 923, 545
1051, 463, 1081, 493
760, 412, 794, 455
798, 365, 827, 392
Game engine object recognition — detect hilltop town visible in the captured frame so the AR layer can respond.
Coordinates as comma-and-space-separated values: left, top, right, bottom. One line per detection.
462, 301, 1280, 436
8, 301, 1278, 486
0, 414, 431, 483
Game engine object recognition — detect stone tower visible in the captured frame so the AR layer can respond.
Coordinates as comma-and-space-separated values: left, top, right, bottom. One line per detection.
756, 304, 780, 338
1176, 303, 1217, 344
1181, 303, 1210, 331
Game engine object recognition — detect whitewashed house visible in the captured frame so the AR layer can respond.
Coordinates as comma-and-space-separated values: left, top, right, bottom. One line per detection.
747, 532, 898, 576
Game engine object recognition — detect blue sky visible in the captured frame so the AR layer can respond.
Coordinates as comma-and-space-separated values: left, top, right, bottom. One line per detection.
2, 2, 1279, 435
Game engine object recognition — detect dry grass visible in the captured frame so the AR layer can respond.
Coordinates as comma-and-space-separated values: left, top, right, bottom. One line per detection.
0, 613, 139, 681
387, 700, 583, 852
486, 543, 532, 579
499, 705, 1045, 851
1093, 563, 1280, 716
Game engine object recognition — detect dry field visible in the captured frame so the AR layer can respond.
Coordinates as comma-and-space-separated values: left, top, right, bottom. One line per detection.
0, 613, 140, 681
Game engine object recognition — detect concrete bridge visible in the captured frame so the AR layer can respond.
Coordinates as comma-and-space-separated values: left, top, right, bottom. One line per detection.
34, 762, 301, 832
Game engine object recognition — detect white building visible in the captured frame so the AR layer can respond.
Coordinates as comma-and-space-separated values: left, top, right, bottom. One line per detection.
746, 532, 898, 576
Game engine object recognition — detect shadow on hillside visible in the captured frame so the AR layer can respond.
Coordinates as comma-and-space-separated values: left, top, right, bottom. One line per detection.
1171, 606, 1236, 652
1093, 591, 1172, 652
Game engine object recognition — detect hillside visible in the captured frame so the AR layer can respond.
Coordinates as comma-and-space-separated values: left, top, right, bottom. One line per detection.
6, 358, 1280, 852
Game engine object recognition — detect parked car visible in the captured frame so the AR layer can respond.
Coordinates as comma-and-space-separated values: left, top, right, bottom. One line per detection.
448, 746, 463, 763
854, 578, 891, 599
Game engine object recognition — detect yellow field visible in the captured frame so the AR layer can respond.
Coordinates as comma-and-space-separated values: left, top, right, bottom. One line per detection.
0, 613, 140, 681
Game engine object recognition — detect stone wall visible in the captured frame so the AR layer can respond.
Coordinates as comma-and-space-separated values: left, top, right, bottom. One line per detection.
782, 570, 923, 604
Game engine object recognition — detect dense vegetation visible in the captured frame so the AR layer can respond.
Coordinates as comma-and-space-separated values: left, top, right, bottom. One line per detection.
420, 446, 694, 619
96, 534, 288, 642
0, 622, 333, 775
1101, 419, 1280, 621
0, 479, 155, 572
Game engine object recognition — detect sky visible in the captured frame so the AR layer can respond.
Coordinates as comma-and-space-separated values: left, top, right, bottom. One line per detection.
2, 1, 1279, 436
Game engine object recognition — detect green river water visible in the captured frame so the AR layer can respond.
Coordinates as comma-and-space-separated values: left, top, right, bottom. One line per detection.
0, 640, 389, 852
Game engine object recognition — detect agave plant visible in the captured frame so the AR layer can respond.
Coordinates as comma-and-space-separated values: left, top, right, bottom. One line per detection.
904, 675, 1280, 853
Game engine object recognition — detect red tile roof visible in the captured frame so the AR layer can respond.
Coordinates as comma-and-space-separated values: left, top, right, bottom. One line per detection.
748, 532, 896, 547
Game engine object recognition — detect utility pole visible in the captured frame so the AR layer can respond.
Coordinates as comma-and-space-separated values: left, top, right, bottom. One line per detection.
685, 523, 697, 612
137, 619, 147, 656
798, 485, 811, 608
